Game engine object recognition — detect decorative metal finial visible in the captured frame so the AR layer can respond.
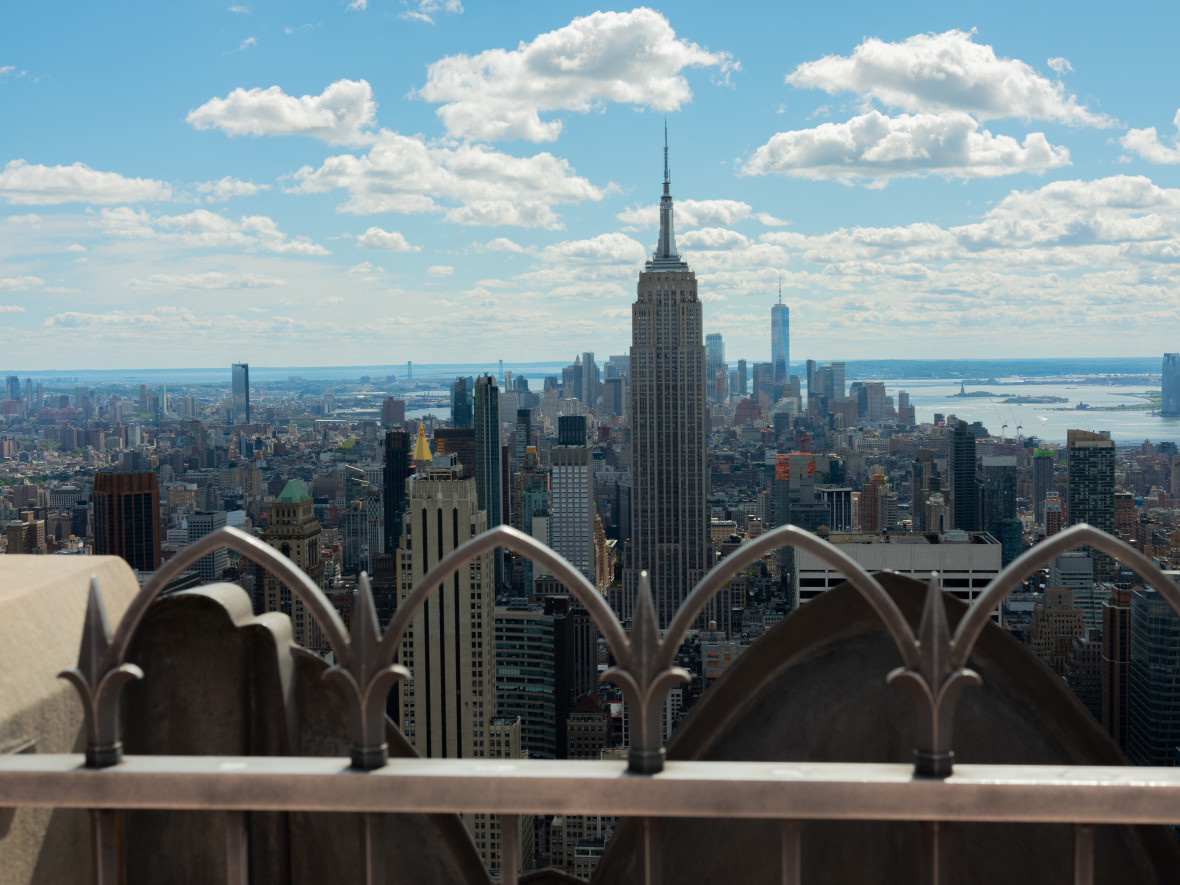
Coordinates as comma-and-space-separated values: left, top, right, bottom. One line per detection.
602, 571, 689, 774
324, 573, 410, 770
887, 574, 980, 777
59, 577, 144, 768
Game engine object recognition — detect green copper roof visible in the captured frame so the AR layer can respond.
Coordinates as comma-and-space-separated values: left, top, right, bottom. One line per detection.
277, 479, 310, 503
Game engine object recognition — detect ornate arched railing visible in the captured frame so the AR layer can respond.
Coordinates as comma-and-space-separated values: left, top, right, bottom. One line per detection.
8, 521, 1180, 884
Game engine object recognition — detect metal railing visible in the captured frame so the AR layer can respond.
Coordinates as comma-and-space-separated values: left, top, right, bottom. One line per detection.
3, 522, 1180, 884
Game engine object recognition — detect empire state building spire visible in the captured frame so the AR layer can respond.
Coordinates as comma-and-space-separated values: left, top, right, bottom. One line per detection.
649, 123, 687, 270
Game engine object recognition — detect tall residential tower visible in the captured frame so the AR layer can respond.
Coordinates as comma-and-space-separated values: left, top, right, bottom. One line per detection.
625, 132, 707, 628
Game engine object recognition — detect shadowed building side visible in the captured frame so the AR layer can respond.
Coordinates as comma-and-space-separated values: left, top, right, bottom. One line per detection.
593, 572, 1180, 885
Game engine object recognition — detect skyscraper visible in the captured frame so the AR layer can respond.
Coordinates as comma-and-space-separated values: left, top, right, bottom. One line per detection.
948, 419, 979, 531
752, 362, 774, 405
451, 377, 473, 428
474, 374, 504, 590
1126, 587, 1180, 766
187, 510, 227, 583
1033, 449, 1054, 525
395, 457, 495, 758
494, 606, 556, 759
735, 358, 748, 397
1162, 353, 1180, 417
1067, 429, 1116, 582
771, 294, 789, 394
381, 397, 406, 427
1101, 586, 1132, 753
383, 430, 410, 554
705, 333, 725, 403
262, 480, 324, 648
433, 427, 475, 477
513, 408, 531, 472
94, 470, 161, 572
625, 131, 707, 628
231, 363, 250, 425
552, 421, 598, 587
981, 455, 1020, 565
603, 377, 625, 416
581, 352, 598, 408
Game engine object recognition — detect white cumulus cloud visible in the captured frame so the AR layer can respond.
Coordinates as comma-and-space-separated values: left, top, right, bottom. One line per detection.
469, 237, 529, 254
415, 8, 735, 142
399, 0, 463, 24
787, 29, 1113, 127
187, 79, 377, 145
0, 305, 26, 313
346, 261, 384, 282
678, 227, 750, 251
1120, 110, 1180, 165
287, 130, 604, 228
197, 176, 270, 202
616, 198, 784, 230
131, 272, 288, 291
0, 160, 172, 205
539, 232, 647, 265
0, 275, 45, 291
742, 110, 1070, 184
427, 265, 454, 276
98, 207, 330, 254
355, 226, 420, 252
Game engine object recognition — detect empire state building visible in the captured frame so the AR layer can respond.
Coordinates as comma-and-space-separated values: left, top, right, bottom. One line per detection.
625, 134, 708, 629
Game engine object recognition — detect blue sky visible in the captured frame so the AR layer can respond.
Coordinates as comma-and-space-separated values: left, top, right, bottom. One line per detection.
2, 1, 1180, 371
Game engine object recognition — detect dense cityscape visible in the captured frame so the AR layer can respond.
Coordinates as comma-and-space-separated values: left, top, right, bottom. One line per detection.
7, 3, 1180, 880
6, 150, 1180, 875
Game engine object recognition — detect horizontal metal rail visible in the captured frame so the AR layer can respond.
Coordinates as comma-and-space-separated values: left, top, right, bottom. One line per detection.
4, 755, 1180, 824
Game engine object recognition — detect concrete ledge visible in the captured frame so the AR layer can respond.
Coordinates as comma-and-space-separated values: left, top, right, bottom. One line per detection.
0, 555, 140, 885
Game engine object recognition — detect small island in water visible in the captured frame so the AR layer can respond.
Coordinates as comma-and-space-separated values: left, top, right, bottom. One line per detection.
999, 395, 1069, 404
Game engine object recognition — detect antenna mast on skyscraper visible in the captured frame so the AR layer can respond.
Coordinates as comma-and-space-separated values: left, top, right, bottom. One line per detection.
778, 272, 782, 305
663, 119, 670, 195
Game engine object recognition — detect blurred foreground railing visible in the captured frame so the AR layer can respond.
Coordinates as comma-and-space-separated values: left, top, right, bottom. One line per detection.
2, 523, 1179, 885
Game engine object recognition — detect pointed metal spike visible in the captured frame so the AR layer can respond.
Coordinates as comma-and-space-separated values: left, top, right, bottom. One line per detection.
78, 576, 112, 684
918, 572, 949, 686
346, 578, 379, 684
631, 571, 660, 671
352, 574, 380, 652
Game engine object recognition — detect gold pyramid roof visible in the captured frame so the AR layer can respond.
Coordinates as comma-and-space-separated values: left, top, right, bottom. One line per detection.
413, 424, 433, 463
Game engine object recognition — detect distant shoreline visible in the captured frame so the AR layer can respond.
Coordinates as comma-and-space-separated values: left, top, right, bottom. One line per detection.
0, 356, 1165, 387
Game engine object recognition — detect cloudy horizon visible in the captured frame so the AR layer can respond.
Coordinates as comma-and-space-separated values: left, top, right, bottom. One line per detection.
3, 2, 1179, 370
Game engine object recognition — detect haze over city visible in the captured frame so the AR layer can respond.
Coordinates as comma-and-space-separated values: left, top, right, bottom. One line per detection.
4, 1, 1180, 369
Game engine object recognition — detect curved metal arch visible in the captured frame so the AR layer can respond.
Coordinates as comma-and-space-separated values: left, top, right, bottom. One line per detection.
109, 526, 351, 669
666, 525, 921, 670
380, 524, 628, 664
951, 523, 1180, 670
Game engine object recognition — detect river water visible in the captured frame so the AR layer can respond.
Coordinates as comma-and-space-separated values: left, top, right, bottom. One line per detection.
887, 379, 1178, 445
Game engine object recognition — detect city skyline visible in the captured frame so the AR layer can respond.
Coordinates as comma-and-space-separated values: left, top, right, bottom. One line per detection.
3, 2, 1180, 369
